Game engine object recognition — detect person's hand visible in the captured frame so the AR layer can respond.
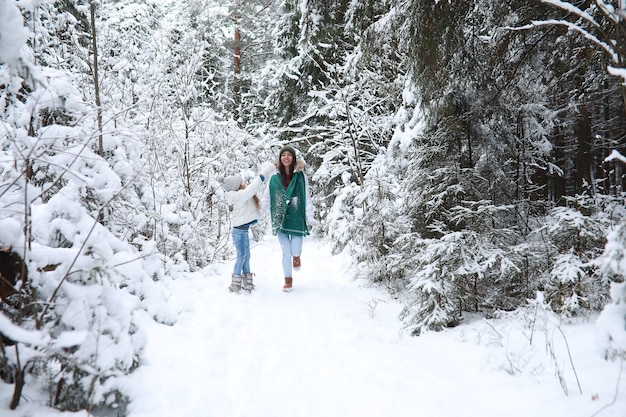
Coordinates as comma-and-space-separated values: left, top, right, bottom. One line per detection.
260, 161, 276, 180
307, 217, 320, 228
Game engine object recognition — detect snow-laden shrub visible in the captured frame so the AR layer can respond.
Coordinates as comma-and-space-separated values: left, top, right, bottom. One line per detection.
536, 194, 616, 317
398, 201, 527, 335
397, 234, 460, 335
350, 160, 410, 291
595, 218, 626, 359
325, 179, 361, 255
540, 250, 603, 318
0, 27, 173, 412
0, 149, 172, 412
24, 188, 173, 411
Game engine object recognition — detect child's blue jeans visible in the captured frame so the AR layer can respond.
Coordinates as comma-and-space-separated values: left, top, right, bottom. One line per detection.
232, 227, 251, 275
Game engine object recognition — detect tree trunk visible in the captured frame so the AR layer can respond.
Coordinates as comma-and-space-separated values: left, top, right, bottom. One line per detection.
234, 22, 241, 96
574, 106, 593, 195
90, 2, 103, 157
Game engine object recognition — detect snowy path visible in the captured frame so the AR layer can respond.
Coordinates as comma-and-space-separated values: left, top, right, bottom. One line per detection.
125, 236, 624, 417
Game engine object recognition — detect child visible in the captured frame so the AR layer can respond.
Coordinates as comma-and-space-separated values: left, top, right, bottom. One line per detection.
219, 162, 275, 293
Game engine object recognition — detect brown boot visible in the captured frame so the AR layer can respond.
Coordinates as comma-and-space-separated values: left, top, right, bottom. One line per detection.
283, 277, 293, 292
292, 256, 301, 270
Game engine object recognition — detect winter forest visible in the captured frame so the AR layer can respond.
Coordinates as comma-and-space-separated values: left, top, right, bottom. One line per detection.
1, 0, 626, 414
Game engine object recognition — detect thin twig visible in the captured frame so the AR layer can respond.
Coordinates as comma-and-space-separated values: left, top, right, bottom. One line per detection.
557, 326, 583, 395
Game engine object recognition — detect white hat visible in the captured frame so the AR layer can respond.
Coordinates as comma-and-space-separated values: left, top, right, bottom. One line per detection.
218, 175, 242, 192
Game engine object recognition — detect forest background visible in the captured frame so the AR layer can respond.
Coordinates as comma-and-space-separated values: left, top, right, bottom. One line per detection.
1, 0, 626, 413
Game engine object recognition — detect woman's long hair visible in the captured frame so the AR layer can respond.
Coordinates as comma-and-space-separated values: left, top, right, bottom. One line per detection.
278, 155, 296, 188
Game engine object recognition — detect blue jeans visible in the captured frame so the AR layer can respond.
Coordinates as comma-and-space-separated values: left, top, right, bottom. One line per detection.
232, 227, 251, 275
277, 232, 303, 277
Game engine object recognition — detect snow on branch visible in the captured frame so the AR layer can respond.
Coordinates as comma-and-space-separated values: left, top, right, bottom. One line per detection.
0, 312, 49, 347
541, 0, 600, 28
604, 149, 626, 164
607, 66, 626, 83
608, 66, 626, 83
507, 20, 618, 63
0, 0, 29, 65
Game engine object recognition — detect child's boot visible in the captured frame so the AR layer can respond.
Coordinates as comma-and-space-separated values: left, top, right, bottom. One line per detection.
228, 274, 243, 293
242, 272, 255, 292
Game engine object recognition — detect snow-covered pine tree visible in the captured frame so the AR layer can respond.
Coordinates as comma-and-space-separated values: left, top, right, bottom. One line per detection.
280, 0, 402, 241
538, 193, 619, 317
349, 158, 410, 295
398, 201, 519, 335
1, 2, 172, 411
596, 214, 626, 359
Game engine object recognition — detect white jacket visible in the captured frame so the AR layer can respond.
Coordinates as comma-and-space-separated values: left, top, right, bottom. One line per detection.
225, 176, 265, 227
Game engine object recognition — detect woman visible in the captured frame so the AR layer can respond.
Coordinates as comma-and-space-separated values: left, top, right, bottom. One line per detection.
219, 162, 275, 293
262, 145, 318, 292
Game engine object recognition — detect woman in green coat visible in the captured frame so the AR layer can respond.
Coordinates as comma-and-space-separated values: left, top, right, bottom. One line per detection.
262, 145, 319, 292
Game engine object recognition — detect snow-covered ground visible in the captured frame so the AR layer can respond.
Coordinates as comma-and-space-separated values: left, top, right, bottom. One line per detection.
3, 235, 626, 417
125, 236, 625, 417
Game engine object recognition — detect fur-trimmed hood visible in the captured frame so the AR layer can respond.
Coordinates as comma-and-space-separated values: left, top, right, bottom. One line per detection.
274, 158, 306, 172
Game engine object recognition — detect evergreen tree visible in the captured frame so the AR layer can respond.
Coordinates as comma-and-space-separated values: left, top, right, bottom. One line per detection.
1, 1, 169, 411
596, 213, 626, 358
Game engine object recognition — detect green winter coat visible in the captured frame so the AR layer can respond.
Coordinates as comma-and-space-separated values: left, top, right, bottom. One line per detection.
268, 171, 310, 237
